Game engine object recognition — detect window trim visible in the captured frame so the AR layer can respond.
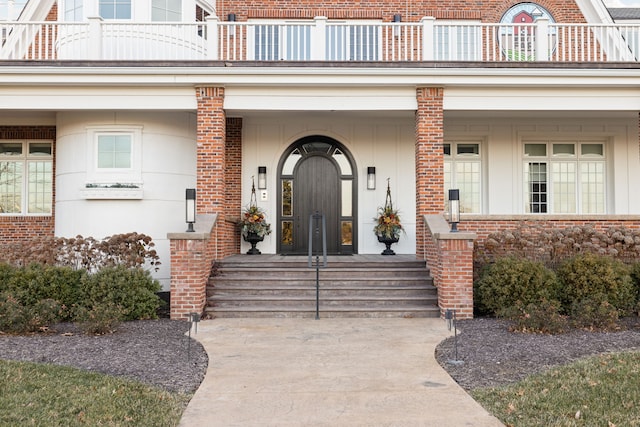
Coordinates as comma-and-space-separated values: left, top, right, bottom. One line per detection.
522, 141, 606, 214
0, 140, 53, 216
85, 125, 143, 188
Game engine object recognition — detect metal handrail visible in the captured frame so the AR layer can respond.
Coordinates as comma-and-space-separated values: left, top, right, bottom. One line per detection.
308, 211, 327, 319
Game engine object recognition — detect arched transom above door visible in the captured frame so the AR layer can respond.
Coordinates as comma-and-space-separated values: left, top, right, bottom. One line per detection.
277, 135, 357, 255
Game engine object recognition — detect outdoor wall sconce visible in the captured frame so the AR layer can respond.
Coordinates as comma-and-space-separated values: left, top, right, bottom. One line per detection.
393, 14, 402, 37
186, 188, 196, 232
227, 13, 236, 21
448, 189, 460, 232
227, 13, 236, 37
258, 166, 267, 190
367, 167, 376, 190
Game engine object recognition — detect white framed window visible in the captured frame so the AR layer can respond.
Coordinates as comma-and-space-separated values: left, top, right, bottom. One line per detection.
86, 126, 142, 186
0, 141, 52, 215
249, 20, 312, 60
444, 141, 482, 214
434, 21, 482, 61
152, 0, 181, 21
99, 0, 131, 20
63, 0, 83, 21
523, 141, 605, 214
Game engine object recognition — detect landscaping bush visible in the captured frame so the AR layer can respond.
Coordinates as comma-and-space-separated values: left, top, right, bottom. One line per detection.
74, 302, 125, 335
475, 256, 560, 316
78, 266, 162, 321
0, 292, 62, 334
499, 299, 568, 334
631, 262, 640, 303
570, 293, 619, 331
556, 253, 636, 316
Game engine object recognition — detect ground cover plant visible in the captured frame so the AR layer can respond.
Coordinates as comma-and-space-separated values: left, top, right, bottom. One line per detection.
471, 351, 640, 427
0, 359, 190, 427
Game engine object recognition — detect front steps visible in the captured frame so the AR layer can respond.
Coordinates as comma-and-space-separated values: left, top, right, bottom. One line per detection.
205, 255, 439, 318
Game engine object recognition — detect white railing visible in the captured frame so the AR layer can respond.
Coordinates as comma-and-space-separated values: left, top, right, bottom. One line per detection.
1, 17, 639, 63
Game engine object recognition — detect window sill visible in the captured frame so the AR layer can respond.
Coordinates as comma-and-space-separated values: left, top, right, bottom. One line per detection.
80, 187, 143, 200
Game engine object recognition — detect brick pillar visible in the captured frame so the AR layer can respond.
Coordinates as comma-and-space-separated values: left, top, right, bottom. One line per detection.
196, 86, 227, 259
169, 237, 209, 320
436, 238, 475, 319
225, 117, 243, 256
415, 87, 445, 258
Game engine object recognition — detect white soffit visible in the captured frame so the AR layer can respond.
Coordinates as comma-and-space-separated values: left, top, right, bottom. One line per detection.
223, 86, 418, 111
0, 86, 197, 110
444, 87, 640, 111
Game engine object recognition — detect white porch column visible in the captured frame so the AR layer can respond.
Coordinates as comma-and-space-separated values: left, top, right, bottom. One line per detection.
535, 18, 549, 61
421, 17, 436, 61
311, 16, 328, 60
87, 16, 103, 60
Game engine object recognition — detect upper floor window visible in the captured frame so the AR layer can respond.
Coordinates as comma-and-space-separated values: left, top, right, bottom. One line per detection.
86, 126, 142, 186
249, 20, 380, 61
523, 142, 605, 214
434, 21, 482, 61
100, 0, 131, 20
444, 142, 482, 213
64, 0, 83, 21
152, 0, 181, 21
0, 141, 52, 215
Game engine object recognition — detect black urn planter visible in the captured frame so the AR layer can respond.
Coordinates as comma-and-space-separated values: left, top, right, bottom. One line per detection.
243, 232, 264, 255
377, 235, 399, 255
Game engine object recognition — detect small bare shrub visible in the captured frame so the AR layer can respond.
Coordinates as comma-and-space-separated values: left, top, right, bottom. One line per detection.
75, 302, 125, 335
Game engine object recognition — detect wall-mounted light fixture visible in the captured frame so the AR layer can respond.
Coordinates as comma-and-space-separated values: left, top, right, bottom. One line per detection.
448, 189, 460, 232
227, 13, 236, 37
186, 188, 196, 232
367, 167, 376, 190
393, 14, 402, 37
258, 166, 267, 190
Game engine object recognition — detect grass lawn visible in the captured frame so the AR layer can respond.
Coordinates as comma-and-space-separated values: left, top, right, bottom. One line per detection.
472, 351, 640, 427
0, 360, 192, 427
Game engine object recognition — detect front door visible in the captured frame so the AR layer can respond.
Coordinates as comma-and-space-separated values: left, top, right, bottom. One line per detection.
278, 136, 357, 255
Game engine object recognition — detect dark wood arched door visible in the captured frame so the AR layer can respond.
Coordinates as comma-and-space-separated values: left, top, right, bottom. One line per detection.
278, 136, 356, 255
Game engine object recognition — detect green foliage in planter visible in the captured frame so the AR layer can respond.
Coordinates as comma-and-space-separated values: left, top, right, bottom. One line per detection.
78, 266, 161, 321
475, 256, 560, 316
499, 299, 568, 334
556, 253, 636, 316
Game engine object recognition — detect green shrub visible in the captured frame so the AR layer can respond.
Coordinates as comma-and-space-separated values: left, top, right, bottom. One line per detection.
475, 257, 560, 316
570, 293, 619, 331
79, 266, 161, 321
74, 302, 125, 335
631, 262, 640, 302
0, 292, 62, 334
557, 253, 636, 316
499, 299, 568, 334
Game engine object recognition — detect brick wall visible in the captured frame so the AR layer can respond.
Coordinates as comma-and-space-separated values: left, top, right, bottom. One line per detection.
415, 87, 444, 259
224, 117, 243, 256
0, 126, 55, 241
217, 0, 586, 23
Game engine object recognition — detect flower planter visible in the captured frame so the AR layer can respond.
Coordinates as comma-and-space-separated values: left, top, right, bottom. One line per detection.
243, 232, 265, 255
377, 235, 399, 255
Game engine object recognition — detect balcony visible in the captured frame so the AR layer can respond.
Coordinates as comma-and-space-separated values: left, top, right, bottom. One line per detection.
0, 16, 639, 63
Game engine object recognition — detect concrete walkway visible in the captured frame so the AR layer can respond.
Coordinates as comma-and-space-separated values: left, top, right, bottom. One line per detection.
179, 318, 504, 427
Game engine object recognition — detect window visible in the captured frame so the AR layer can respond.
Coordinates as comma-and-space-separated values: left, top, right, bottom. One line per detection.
152, 0, 181, 22
0, 141, 52, 215
434, 22, 482, 61
86, 126, 142, 186
444, 142, 482, 213
99, 0, 131, 20
64, 0, 83, 21
523, 142, 605, 214
252, 23, 311, 60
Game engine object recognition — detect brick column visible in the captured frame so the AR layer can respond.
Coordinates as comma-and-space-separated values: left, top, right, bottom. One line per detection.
169, 236, 209, 320
415, 87, 445, 258
224, 117, 243, 256
196, 86, 227, 259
